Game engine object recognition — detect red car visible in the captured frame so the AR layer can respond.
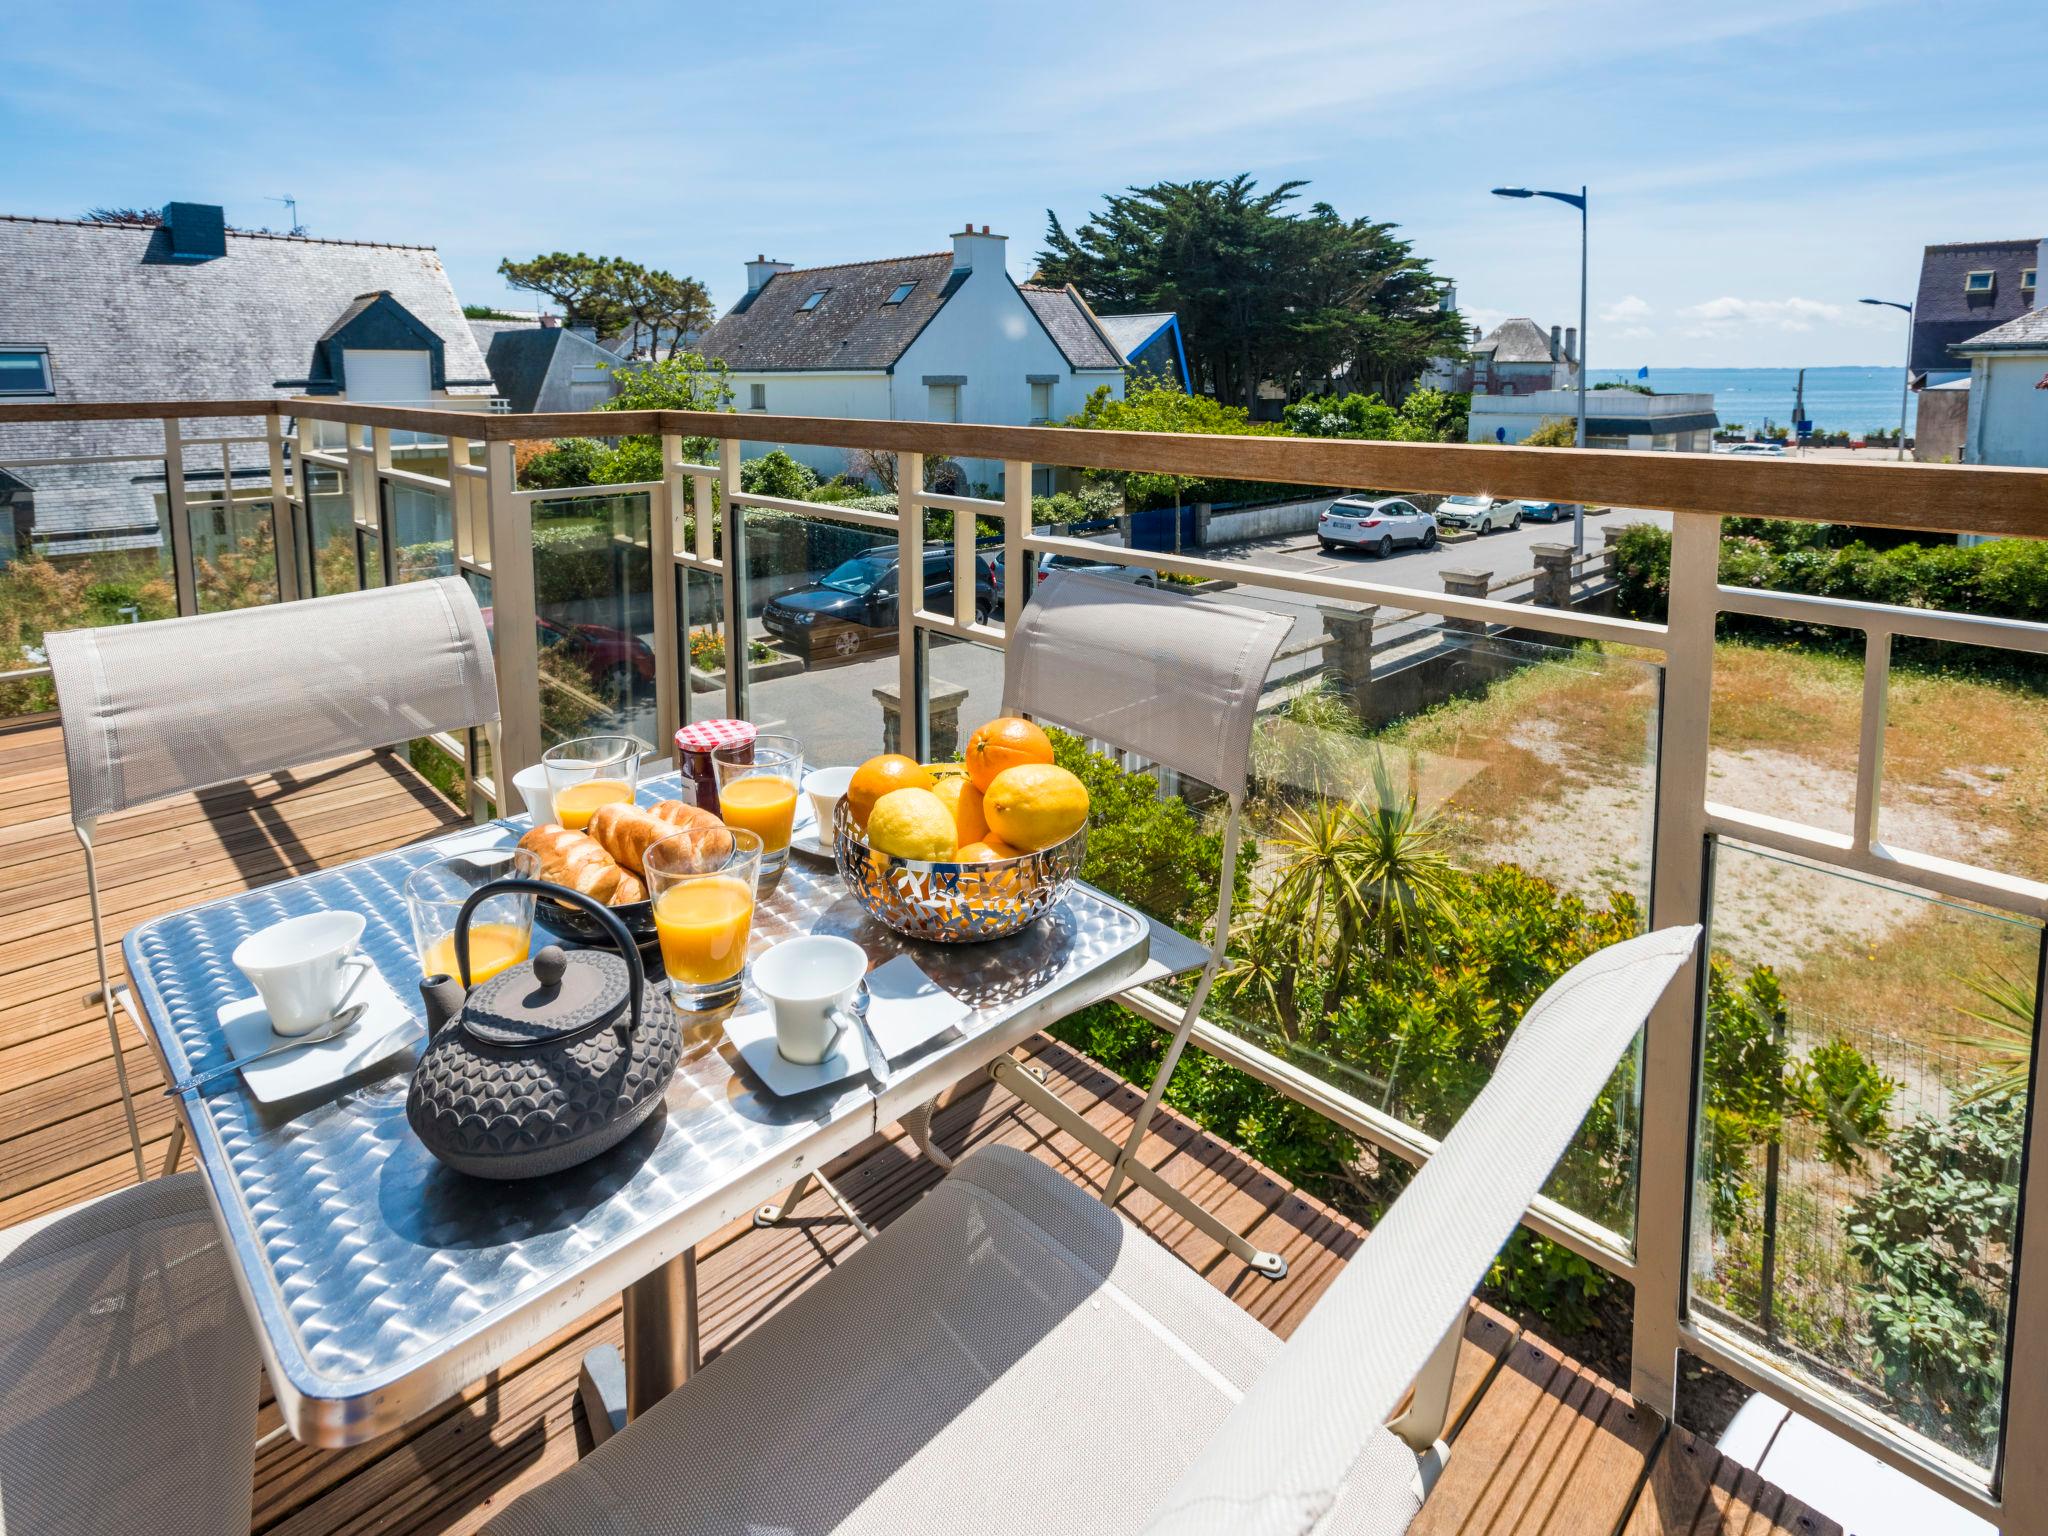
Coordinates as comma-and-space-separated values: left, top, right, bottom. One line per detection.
483, 609, 657, 694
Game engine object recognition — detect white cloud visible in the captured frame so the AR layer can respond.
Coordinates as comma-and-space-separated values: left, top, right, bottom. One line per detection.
1677, 296, 1848, 334
1602, 294, 1654, 323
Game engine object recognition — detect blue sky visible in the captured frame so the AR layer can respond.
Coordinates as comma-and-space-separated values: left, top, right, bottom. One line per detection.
3, 0, 2039, 369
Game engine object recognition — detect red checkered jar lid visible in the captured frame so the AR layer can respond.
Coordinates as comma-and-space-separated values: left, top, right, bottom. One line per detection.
674, 718, 757, 754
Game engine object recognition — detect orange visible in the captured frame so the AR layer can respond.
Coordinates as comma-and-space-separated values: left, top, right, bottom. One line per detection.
847, 755, 934, 830
983, 763, 1089, 852
930, 775, 988, 846
964, 717, 1055, 792
955, 837, 1020, 863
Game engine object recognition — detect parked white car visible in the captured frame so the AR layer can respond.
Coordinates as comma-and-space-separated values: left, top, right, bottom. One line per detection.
1318, 495, 1438, 557
1721, 441, 1787, 457
1434, 494, 1520, 534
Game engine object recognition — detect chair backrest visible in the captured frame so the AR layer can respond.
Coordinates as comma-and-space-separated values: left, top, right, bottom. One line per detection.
48, 576, 498, 826
1139, 925, 1701, 1536
1002, 571, 1293, 802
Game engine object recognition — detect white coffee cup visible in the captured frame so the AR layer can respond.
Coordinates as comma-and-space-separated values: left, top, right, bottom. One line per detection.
802, 766, 855, 837
751, 935, 866, 1064
232, 911, 373, 1037
512, 764, 555, 825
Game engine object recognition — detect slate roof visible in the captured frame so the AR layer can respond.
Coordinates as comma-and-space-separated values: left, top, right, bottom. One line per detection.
1910, 238, 2040, 377
480, 326, 627, 413
1092, 312, 1176, 360
1954, 305, 2048, 352
0, 214, 491, 461
693, 253, 960, 371
1017, 284, 1124, 371
1473, 317, 1570, 366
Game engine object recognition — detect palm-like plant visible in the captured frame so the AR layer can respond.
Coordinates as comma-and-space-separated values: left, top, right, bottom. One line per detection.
1951, 967, 2038, 1104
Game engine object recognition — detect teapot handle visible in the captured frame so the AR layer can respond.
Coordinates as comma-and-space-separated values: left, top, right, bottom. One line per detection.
453, 877, 646, 1037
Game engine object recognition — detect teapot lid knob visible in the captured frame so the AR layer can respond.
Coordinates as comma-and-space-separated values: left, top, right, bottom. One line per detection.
533, 946, 569, 989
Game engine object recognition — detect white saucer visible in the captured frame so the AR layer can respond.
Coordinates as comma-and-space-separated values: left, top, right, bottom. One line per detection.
723, 1007, 863, 1096
217, 968, 422, 1103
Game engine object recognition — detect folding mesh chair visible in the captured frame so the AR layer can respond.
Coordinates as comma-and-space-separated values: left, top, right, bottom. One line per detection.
46, 577, 499, 1181
969, 569, 1298, 1276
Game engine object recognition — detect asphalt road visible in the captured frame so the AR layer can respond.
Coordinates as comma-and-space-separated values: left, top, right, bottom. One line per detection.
708, 502, 1675, 769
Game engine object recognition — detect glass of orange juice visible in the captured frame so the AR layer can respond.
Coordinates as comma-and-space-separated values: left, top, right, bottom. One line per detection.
712, 734, 803, 875
542, 735, 644, 830
405, 847, 541, 986
646, 828, 764, 1012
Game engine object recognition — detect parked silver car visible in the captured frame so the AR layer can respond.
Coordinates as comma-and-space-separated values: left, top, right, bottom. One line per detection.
1318, 495, 1438, 557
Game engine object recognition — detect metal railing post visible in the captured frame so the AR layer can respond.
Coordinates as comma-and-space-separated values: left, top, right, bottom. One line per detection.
1630, 509, 1721, 1414
162, 417, 197, 615
1997, 935, 2048, 1534
483, 440, 542, 780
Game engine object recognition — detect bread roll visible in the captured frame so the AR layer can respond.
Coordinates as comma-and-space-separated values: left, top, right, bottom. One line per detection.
591, 800, 734, 877
516, 824, 641, 906
650, 800, 735, 866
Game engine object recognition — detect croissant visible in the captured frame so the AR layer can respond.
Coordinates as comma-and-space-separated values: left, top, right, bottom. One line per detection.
591, 801, 732, 877
516, 824, 646, 906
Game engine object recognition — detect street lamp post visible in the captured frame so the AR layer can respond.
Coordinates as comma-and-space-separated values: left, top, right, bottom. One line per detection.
1494, 185, 1588, 553
1860, 297, 1914, 461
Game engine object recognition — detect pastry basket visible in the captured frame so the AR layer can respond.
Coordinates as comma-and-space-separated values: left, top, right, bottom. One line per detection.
833, 799, 1085, 943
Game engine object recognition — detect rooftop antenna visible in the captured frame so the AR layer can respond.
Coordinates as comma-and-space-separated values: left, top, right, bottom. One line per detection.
267, 194, 302, 235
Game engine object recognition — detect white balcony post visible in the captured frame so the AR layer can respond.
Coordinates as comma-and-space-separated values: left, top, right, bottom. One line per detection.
483, 439, 542, 782
162, 417, 197, 615
718, 437, 745, 721
897, 452, 928, 759
651, 430, 683, 751
1630, 509, 1721, 1414
1001, 460, 1030, 629
266, 410, 301, 603
371, 426, 397, 587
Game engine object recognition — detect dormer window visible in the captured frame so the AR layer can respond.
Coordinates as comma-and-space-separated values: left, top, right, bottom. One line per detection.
2025, 269, 2039, 295
1965, 270, 1996, 294
799, 289, 829, 312
0, 347, 52, 396
884, 282, 917, 306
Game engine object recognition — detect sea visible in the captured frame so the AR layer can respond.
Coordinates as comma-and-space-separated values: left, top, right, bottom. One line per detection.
1585, 366, 1915, 436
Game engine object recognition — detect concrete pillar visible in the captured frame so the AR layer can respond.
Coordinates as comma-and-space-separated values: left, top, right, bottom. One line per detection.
1440, 569, 1491, 637
1531, 542, 1574, 608
1319, 603, 1379, 722
873, 678, 970, 760
1193, 502, 1213, 548
1116, 512, 1135, 546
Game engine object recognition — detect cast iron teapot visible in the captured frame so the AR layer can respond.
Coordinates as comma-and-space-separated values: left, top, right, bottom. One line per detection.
408, 878, 681, 1180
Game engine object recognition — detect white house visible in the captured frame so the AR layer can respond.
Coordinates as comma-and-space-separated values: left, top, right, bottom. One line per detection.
692, 226, 1125, 492
1955, 301, 2048, 470
1469, 387, 1717, 451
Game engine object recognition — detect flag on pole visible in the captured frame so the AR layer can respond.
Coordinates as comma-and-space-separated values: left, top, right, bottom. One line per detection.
1637, 366, 1650, 380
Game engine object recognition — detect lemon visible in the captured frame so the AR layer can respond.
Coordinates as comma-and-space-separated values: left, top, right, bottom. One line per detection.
982, 763, 1089, 852
865, 787, 959, 861
930, 774, 989, 846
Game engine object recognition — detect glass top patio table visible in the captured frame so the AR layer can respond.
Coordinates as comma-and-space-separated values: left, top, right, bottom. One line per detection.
127, 771, 1149, 1448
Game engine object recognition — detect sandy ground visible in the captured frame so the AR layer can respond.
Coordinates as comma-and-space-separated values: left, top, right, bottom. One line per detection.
1468, 721, 2010, 977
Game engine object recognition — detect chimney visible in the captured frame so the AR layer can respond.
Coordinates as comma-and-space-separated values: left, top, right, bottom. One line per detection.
1549, 324, 1562, 360
1564, 327, 1578, 367
745, 254, 793, 294
951, 224, 1008, 275
162, 201, 226, 262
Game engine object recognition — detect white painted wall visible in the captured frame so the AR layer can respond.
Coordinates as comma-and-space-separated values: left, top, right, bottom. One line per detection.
1965, 352, 2048, 467
735, 372, 892, 477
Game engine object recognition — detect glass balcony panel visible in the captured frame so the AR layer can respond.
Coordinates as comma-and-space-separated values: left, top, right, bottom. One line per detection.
389, 481, 455, 583
526, 491, 656, 749
303, 464, 361, 596
734, 504, 896, 768
190, 494, 280, 612
1706, 632, 1863, 840
1691, 837, 2037, 1473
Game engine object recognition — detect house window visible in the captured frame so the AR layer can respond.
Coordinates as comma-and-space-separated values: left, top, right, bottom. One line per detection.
799, 289, 829, 311
1965, 270, 1996, 294
2025, 269, 2039, 294
0, 347, 53, 396
928, 383, 959, 423
1030, 381, 1054, 423
885, 282, 917, 305
749, 383, 767, 412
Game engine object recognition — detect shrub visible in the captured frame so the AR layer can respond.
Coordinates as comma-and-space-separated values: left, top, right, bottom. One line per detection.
740, 449, 820, 501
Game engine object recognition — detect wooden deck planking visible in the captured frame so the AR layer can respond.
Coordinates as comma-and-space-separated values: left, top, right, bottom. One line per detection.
0, 713, 1843, 1536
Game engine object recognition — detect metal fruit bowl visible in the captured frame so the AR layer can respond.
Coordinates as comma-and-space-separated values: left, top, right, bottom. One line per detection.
833, 799, 1086, 943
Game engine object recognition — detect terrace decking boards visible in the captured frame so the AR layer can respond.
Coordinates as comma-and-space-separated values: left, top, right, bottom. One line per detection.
0, 712, 1835, 1536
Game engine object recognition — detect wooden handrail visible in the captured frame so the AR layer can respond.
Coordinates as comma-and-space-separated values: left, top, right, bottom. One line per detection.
5, 397, 2047, 537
